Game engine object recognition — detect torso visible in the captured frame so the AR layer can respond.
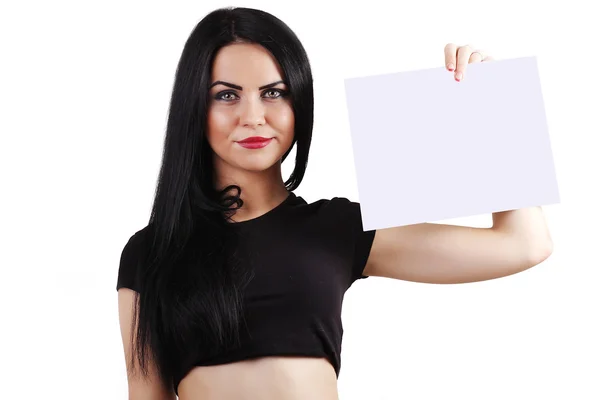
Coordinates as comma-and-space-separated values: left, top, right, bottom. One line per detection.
174, 195, 363, 399
177, 356, 339, 400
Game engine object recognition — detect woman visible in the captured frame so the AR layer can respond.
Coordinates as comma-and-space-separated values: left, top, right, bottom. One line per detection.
116, 6, 553, 400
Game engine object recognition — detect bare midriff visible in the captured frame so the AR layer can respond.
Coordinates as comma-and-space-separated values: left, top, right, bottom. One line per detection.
177, 356, 339, 400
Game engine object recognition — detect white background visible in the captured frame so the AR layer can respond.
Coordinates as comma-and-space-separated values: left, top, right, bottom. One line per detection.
1, 0, 598, 399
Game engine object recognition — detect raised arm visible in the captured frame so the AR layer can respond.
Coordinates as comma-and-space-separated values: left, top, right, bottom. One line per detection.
363, 206, 553, 284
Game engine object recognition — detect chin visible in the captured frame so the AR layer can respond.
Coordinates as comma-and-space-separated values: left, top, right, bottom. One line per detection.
212, 143, 290, 174
235, 157, 281, 172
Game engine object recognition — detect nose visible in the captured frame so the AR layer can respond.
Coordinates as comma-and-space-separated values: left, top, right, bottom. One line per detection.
239, 97, 266, 128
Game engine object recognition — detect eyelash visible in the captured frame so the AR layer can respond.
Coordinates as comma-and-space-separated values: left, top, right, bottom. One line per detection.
214, 89, 288, 102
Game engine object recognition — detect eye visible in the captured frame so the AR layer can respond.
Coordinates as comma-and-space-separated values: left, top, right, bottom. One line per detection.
263, 89, 286, 99
215, 91, 239, 101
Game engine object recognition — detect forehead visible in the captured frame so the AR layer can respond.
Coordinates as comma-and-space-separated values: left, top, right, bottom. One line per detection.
211, 43, 284, 85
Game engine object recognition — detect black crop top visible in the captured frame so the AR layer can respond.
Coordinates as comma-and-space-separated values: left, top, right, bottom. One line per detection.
116, 192, 376, 394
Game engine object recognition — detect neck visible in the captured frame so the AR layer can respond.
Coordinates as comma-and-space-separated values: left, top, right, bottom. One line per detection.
213, 161, 290, 222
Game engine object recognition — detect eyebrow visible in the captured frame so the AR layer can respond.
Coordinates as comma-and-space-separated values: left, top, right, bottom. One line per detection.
209, 80, 285, 90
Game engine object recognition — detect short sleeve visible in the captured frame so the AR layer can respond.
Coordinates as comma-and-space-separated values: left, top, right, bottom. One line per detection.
346, 200, 376, 282
322, 197, 376, 285
116, 227, 148, 293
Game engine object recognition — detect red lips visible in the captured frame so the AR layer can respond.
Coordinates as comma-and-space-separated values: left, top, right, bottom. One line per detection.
237, 136, 271, 143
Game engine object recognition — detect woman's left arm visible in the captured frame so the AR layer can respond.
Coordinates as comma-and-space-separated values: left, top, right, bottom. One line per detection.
363, 206, 553, 284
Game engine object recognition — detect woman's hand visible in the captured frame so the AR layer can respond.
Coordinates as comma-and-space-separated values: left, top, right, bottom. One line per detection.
444, 43, 494, 81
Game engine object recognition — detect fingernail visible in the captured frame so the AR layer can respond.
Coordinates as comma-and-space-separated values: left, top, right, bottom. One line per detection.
447, 63, 454, 71
455, 72, 462, 81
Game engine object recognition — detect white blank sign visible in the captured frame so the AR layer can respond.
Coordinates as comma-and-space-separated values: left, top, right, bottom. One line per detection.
344, 56, 560, 231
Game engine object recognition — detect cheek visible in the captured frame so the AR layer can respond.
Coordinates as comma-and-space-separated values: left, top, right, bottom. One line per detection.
268, 103, 295, 132
207, 108, 235, 143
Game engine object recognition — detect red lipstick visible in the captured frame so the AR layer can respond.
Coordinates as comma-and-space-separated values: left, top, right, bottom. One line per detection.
236, 136, 273, 149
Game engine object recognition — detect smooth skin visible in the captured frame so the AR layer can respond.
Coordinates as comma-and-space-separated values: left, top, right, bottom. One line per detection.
118, 42, 553, 400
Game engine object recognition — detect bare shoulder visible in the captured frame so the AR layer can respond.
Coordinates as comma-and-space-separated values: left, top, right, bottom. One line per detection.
117, 288, 176, 400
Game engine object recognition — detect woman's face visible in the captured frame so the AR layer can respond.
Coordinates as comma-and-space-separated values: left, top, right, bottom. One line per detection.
206, 42, 295, 176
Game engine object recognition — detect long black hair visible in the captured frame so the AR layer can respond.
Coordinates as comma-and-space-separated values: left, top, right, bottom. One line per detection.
127, 6, 314, 393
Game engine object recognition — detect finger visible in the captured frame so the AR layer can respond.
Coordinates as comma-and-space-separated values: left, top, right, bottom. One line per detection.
444, 43, 458, 71
454, 45, 473, 81
482, 55, 495, 62
469, 50, 486, 63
